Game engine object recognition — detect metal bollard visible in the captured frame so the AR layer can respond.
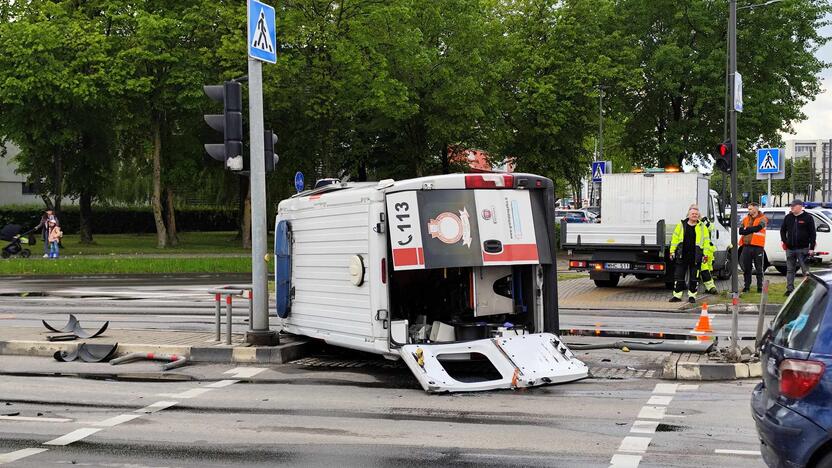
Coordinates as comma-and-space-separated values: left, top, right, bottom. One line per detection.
215, 293, 221, 342
248, 289, 254, 331
226, 294, 233, 345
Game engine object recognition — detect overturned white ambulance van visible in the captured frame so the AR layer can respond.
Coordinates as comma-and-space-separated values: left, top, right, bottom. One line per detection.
273, 173, 587, 392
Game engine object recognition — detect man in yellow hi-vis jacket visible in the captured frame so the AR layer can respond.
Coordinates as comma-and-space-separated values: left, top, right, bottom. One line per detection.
669, 205, 711, 303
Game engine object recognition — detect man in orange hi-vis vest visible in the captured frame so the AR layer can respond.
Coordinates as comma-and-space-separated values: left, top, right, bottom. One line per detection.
739, 202, 767, 293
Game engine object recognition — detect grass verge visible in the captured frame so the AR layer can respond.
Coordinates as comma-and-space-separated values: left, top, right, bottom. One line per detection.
558, 273, 588, 281
0, 257, 252, 276
707, 280, 789, 305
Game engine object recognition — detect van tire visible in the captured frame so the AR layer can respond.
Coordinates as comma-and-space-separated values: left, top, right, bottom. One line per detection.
594, 274, 620, 288
774, 265, 788, 275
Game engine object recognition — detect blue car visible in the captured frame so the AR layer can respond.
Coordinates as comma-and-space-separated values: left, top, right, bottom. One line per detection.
753, 271, 832, 468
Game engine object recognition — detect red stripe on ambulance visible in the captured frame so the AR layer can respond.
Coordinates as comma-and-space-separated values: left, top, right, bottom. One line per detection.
392, 247, 424, 267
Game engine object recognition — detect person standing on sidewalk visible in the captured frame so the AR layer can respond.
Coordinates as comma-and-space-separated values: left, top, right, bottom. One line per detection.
47, 219, 62, 259
669, 205, 710, 303
780, 199, 816, 296
699, 215, 719, 295
739, 202, 767, 293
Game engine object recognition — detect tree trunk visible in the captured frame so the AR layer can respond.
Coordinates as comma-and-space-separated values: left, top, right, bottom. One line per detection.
53, 153, 63, 217
243, 179, 252, 249
441, 144, 450, 174
151, 117, 167, 248
165, 187, 178, 246
79, 190, 93, 244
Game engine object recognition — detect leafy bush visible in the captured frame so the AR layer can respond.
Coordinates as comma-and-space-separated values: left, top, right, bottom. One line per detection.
0, 207, 238, 234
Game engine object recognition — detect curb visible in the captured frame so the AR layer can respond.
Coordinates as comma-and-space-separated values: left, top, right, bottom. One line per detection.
678, 303, 781, 314
661, 352, 762, 380
0, 337, 310, 365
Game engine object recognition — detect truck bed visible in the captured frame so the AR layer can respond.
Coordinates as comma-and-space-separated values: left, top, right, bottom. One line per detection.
560, 220, 669, 251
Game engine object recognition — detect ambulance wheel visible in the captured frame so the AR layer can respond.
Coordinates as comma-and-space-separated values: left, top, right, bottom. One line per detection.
594, 274, 620, 288
20, 249, 31, 258
1, 251, 9, 259
774, 265, 788, 275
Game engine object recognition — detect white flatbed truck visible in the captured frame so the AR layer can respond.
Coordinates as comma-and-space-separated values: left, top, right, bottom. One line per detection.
562, 172, 731, 288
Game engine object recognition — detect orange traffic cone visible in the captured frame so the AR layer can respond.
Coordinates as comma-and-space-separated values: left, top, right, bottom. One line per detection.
693, 302, 713, 333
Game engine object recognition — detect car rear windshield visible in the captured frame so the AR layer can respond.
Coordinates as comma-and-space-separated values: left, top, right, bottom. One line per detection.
770, 277, 828, 352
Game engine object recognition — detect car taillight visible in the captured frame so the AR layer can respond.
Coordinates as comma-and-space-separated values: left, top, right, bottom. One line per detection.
569, 260, 587, 268
780, 359, 825, 399
647, 263, 665, 271
464, 174, 514, 189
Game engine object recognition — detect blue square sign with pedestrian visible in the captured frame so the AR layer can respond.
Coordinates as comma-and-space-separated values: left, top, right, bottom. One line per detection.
757, 148, 781, 175
248, 0, 277, 64
591, 161, 606, 183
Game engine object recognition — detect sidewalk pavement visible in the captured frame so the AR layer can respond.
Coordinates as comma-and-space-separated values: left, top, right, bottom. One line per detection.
0, 327, 308, 365
558, 274, 786, 312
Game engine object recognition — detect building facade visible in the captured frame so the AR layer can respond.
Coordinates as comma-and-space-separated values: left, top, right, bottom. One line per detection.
783, 138, 832, 203
0, 143, 42, 206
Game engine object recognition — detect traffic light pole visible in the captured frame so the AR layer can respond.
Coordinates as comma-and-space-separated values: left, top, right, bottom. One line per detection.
246, 56, 277, 346
728, 0, 740, 359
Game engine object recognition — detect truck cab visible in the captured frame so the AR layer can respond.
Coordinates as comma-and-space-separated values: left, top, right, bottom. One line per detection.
274, 173, 587, 392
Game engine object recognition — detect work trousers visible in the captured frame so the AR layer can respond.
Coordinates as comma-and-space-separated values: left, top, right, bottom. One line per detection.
740, 245, 765, 290
786, 248, 810, 293
673, 258, 700, 299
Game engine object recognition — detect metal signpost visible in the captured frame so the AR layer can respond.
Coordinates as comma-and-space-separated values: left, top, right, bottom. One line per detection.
246, 0, 277, 345
728, 0, 740, 360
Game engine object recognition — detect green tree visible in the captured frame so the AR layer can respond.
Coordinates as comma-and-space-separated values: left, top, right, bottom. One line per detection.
615, 0, 831, 168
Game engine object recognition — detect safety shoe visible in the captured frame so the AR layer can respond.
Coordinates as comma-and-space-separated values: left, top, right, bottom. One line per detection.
669, 297, 682, 303
742, 286, 750, 293
784, 290, 792, 297
707, 288, 718, 295
688, 297, 696, 304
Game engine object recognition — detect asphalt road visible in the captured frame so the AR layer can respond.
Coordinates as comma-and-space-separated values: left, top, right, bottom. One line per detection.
0, 366, 764, 467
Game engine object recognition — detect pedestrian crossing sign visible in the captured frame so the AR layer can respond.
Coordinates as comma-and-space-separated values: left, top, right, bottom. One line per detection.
591, 161, 606, 183
248, 0, 277, 64
756, 148, 781, 175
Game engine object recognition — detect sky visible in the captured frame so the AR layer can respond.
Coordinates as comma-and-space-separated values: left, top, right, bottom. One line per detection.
783, 18, 832, 141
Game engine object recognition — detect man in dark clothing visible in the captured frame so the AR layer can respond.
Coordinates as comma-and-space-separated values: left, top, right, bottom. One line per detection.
780, 199, 816, 295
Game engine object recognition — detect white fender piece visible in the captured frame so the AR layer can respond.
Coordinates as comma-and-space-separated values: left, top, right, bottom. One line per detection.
399, 333, 588, 393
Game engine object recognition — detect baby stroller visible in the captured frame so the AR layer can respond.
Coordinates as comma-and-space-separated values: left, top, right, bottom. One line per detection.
1, 224, 36, 259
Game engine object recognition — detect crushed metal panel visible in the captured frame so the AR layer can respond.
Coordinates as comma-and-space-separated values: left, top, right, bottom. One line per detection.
399, 333, 588, 393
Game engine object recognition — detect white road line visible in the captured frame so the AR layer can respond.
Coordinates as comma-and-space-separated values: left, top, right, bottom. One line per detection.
0, 416, 71, 423
715, 449, 762, 456
652, 383, 678, 395
94, 413, 143, 427
206, 379, 241, 388
136, 401, 178, 413
678, 384, 699, 391
43, 427, 102, 446
618, 436, 651, 454
0, 448, 48, 464
158, 388, 214, 399
630, 420, 660, 434
637, 406, 666, 420
609, 453, 642, 468
647, 395, 673, 406
224, 367, 267, 378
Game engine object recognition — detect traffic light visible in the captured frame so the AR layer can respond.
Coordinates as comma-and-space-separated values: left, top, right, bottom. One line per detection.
714, 140, 733, 173
264, 130, 278, 173
203, 81, 243, 171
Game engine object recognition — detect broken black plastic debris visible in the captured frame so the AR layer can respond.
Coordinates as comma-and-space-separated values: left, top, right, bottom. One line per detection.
53, 343, 118, 363
43, 314, 109, 341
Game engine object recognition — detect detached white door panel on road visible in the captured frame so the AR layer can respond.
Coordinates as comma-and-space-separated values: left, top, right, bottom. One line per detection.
399, 333, 588, 393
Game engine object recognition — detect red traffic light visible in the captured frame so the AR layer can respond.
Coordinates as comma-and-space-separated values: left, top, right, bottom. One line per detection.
714, 140, 733, 173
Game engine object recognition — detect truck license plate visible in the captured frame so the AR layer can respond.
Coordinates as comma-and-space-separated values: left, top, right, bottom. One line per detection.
605, 263, 630, 270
